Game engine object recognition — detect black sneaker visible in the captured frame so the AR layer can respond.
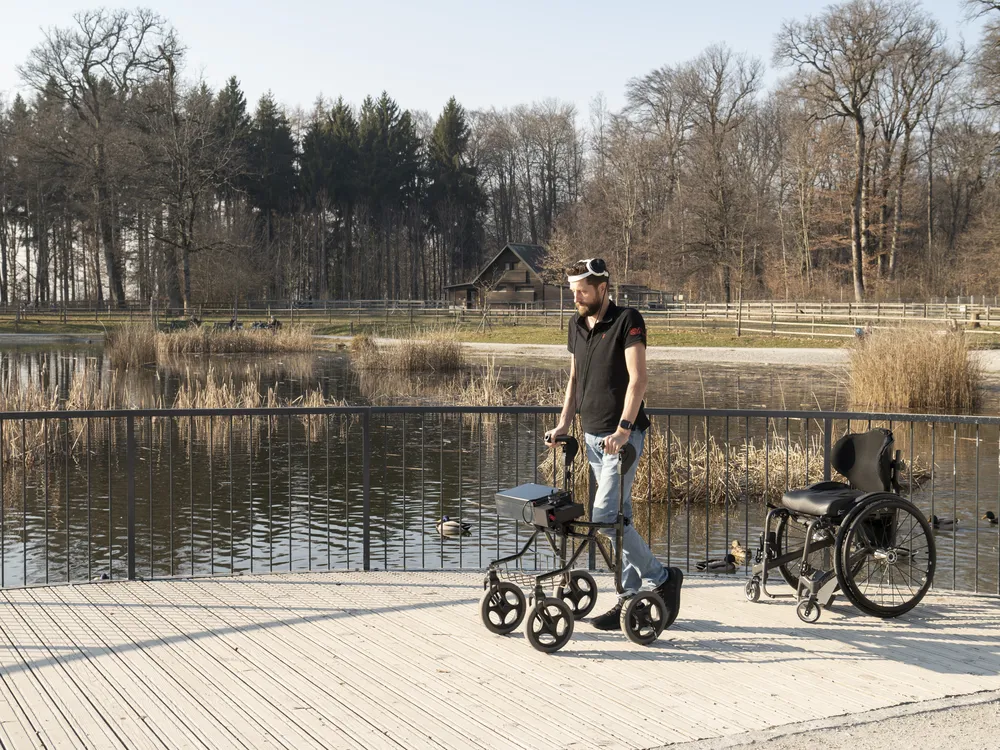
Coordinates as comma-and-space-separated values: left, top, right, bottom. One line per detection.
655, 567, 684, 628
590, 599, 626, 630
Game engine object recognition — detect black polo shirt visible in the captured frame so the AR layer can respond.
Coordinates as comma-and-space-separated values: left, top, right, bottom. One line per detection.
568, 300, 650, 435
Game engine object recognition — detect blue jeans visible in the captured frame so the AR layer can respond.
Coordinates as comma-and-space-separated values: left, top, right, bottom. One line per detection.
585, 430, 667, 597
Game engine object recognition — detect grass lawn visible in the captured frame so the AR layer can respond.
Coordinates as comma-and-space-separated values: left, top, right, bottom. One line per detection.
0, 320, 108, 334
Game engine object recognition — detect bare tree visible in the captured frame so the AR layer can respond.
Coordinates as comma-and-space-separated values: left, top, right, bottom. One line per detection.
18, 8, 181, 306
885, 21, 961, 277
776, 0, 918, 300
681, 44, 763, 302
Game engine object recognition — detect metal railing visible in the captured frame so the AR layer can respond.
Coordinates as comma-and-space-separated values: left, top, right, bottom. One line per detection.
0, 405, 997, 596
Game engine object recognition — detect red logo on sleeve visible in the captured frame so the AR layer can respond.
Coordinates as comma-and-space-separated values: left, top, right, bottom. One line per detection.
629, 327, 644, 337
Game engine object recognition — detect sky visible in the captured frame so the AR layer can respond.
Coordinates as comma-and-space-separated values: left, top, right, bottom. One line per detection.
0, 0, 987, 122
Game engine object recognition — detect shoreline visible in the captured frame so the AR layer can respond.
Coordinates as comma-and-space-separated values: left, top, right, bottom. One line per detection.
7, 332, 1000, 374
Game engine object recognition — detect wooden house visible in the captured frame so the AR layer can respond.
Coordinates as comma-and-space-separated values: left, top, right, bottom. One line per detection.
445, 243, 566, 309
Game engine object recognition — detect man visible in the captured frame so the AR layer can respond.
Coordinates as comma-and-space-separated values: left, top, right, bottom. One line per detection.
544, 258, 683, 630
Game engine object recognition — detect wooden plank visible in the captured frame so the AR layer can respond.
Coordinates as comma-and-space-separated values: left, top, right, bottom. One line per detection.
73, 582, 308, 750
0, 678, 43, 750
0, 589, 133, 749
53, 583, 256, 749
173, 577, 521, 750
27, 586, 189, 750
0, 572, 997, 750
0, 590, 95, 748
128, 580, 398, 750
241, 574, 634, 749
258, 572, 700, 745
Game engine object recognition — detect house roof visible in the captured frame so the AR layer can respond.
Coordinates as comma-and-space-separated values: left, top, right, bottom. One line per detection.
465, 243, 550, 287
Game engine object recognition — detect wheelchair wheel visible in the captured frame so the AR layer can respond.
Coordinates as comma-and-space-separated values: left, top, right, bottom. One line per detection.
796, 598, 821, 623
775, 514, 834, 591
744, 576, 761, 602
620, 592, 667, 646
524, 597, 574, 653
479, 582, 526, 635
556, 570, 598, 619
834, 496, 935, 618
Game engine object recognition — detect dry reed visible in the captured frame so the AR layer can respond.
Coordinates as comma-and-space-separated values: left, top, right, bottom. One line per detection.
350, 331, 464, 372
156, 326, 315, 357
849, 326, 983, 413
0, 361, 347, 505
104, 324, 158, 370
539, 426, 930, 506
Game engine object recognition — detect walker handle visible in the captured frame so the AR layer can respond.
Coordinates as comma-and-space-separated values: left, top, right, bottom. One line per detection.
551, 435, 579, 465
617, 444, 636, 476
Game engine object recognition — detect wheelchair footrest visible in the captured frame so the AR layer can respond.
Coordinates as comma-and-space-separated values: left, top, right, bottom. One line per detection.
799, 569, 839, 606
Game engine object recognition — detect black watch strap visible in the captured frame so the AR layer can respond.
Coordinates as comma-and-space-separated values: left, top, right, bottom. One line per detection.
619, 419, 634, 431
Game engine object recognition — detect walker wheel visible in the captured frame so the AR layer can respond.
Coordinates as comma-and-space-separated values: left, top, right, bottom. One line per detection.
524, 598, 574, 653
620, 592, 667, 646
745, 577, 761, 603
557, 570, 598, 619
479, 582, 526, 635
796, 598, 821, 624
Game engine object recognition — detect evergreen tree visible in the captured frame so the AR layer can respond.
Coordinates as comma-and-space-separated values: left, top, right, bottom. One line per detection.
245, 93, 298, 237
426, 97, 484, 286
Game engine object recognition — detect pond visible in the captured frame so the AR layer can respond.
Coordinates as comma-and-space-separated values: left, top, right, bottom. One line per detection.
0, 343, 998, 599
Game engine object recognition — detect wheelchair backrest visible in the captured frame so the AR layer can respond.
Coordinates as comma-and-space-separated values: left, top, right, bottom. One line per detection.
831, 428, 893, 492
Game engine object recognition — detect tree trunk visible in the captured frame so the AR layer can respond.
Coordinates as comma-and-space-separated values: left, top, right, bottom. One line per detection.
926, 125, 935, 286
888, 129, 913, 280
850, 117, 867, 301
96, 172, 125, 306
161, 208, 183, 312
0, 203, 8, 306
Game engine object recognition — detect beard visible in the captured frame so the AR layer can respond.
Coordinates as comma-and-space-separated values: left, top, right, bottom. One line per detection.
577, 298, 602, 317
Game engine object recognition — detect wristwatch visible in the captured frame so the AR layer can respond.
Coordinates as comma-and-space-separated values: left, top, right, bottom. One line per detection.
619, 419, 634, 431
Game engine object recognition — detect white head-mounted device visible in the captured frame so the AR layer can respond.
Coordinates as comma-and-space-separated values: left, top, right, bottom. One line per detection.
567, 258, 609, 283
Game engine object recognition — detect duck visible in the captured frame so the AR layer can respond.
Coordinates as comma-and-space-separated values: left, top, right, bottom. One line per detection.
436, 516, 472, 536
983, 511, 999, 526
929, 515, 958, 530
730, 540, 749, 566
696, 553, 737, 574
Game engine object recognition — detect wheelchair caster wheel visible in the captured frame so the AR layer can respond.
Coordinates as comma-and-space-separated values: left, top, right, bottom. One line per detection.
796, 598, 821, 624
557, 570, 598, 619
621, 592, 667, 646
524, 597, 574, 653
745, 577, 761, 603
480, 582, 526, 635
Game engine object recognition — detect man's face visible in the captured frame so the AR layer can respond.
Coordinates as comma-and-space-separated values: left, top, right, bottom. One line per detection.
570, 279, 606, 317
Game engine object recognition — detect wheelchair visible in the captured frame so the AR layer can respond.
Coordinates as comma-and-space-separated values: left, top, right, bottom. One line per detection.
746, 428, 936, 624
479, 436, 669, 653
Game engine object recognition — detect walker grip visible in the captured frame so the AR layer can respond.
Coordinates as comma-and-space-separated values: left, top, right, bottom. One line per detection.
618, 444, 636, 476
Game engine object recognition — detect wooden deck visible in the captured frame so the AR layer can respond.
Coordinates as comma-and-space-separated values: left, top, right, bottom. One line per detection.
0, 571, 998, 749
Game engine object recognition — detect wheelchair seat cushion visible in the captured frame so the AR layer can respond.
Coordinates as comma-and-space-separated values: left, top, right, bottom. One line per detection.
781, 481, 865, 517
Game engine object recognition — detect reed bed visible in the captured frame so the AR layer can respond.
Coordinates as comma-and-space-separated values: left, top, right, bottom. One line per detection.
156, 326, 315, 357
539, 426, 930, 506
849, 326, 983, 413
105, 324, 158, 370
349, 331, 464, 372
0, 362, 349, 505
104, 325, 315, 369
168, 364, 347, 450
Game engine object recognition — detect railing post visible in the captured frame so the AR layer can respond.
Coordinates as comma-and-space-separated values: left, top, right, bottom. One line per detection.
362, 408, 371, 571
587, 462, 597, 570
823, 418, 832, 482
126, 414, 137, 580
